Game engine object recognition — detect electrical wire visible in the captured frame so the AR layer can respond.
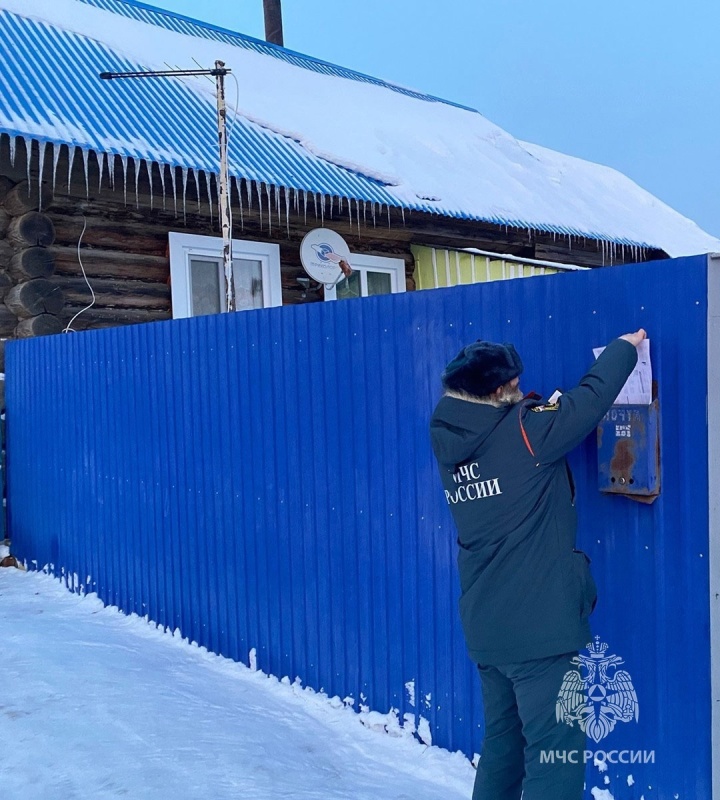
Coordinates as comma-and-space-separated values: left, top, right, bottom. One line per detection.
228, 70, 241, 141
62, 65, 236, 334
63, 215, 96, 333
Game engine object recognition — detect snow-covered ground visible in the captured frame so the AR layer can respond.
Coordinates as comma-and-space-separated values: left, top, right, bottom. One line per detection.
0, 568, 474, 800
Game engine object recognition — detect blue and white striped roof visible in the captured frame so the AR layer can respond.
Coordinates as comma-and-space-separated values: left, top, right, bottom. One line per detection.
0, 4, 399, 207
0, 0, 718, 257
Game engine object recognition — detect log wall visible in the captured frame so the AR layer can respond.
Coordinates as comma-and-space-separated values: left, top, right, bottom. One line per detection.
0, 136, 663, 342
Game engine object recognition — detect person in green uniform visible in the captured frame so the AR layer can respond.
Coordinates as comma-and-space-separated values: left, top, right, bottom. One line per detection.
429, 329, 646, 800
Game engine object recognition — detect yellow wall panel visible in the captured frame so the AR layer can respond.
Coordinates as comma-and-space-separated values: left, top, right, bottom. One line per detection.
411, 245, 561, 289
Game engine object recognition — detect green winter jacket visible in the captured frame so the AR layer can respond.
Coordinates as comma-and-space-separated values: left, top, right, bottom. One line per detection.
429, 339, 638, 665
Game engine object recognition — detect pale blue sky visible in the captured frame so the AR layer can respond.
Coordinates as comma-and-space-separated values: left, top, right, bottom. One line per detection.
150, 0, 720, 238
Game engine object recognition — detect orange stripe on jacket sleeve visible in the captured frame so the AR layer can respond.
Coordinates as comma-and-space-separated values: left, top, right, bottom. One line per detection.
518, 407, 536, 457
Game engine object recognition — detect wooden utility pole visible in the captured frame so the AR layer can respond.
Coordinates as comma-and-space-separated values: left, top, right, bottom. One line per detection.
263, 0, 284, 46
100, 64, 235, 311
214, 60, 234, 312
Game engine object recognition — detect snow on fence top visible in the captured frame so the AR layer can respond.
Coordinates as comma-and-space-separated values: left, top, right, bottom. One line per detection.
1, 0, 718, 257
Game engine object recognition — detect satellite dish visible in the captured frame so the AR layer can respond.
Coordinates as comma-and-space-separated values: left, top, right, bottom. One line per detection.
300, 228, 353, 288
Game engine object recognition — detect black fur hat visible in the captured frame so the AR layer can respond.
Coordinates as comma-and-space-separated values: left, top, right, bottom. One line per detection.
441, 340, 523, 397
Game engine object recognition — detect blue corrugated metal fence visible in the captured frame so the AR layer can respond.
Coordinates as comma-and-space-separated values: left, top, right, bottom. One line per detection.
6, 255, 713, 799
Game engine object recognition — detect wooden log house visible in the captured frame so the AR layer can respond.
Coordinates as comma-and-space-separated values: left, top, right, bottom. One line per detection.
0, 0, 717, 357
0, 135, 664, 341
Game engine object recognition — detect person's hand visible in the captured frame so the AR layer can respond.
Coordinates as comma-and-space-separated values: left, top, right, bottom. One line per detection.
619, 328, 647, 347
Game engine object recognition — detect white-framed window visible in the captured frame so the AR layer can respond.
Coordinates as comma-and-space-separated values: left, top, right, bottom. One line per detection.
324, 253, 406, 301
168, 232, 282, 319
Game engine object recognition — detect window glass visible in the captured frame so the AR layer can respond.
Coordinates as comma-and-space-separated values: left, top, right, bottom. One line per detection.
189, 258, 222, 316
366, 271, 393, 296
322, 254, 405, 302
232, 258, 264, 310
335, 271, 362, 300
169, 233, 282, 319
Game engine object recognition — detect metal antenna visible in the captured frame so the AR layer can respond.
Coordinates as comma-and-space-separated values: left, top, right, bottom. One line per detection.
99, 63, 236, 312
191, 57, 216, 84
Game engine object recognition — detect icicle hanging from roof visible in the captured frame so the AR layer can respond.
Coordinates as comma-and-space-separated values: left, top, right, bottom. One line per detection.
158, 164, 167, 211
265, 184, 272, 235
192, 169, 200, 212
284, 189, 290, 237
256, 181, 264, 231
81, 149, 90, 197
146, 161, 153, 210
245, 178, 253, 214
181, 167, 189, 224
36, 141, 47, 211
232, 177, 243, 231
26, 139, 33, 196
120, 155, 128, 206
97, 151, 106, 194
169, 166, 177, 217
133, 157, 140, 208
51, 143, 61, 201
204, 171, 213, 225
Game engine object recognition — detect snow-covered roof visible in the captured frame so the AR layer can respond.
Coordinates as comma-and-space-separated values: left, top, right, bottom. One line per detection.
1, 0, 718, 257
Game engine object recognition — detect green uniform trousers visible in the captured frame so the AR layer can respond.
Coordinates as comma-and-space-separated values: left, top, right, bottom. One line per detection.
473, 652, 586, 800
